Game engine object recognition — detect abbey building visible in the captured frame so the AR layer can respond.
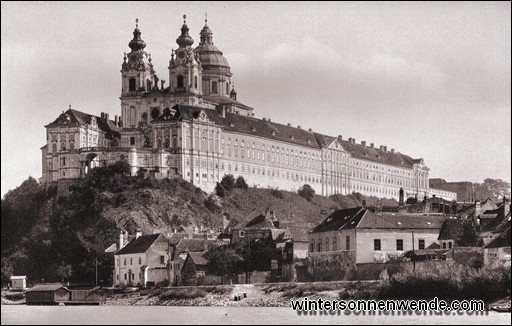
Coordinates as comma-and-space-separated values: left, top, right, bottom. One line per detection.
41, 17, 456, 201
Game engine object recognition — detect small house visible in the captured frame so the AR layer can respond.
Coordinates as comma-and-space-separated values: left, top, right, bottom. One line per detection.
26, 284, 70, 305
484, 227, 511, 266
181, 252, 209, 286
10, 276, 27, 291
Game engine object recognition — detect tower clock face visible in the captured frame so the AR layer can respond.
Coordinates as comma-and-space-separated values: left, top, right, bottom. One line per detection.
177, 51, 185, 59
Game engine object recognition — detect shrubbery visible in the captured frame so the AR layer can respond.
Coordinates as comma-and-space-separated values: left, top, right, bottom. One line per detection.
379, 263, 511, 301
159, 288, 207, 300
298, 184, 315, 201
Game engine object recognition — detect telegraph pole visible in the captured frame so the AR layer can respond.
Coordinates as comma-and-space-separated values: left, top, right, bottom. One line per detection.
412, 231, 416, 272
95, 257, 98, 287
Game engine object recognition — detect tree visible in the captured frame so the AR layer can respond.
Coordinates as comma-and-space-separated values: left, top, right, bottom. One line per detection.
206, 247, 244, 276
220, 174, 236, 191
298, 184, 315, 202
235, 176, 249, 190
457, 221, 483, 247
56, 263, 73, 283
215, 182, 226, 197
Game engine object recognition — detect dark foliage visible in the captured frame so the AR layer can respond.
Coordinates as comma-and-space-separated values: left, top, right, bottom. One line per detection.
235, 176, 249, 190
220, 174, 236, 191
298, 184, 315, 202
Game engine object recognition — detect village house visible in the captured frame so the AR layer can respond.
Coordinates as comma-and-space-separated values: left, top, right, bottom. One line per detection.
181, 252, 210, 285
114, 232, 170, 288
9, 276, 27, 291
484, 227, 511, 266
26, 284, 71, 305
307, 207, 446, 280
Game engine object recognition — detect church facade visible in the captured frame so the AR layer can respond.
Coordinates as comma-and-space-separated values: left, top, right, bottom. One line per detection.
41, 17, 456, 201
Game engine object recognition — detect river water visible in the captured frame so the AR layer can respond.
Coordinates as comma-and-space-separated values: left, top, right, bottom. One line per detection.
1, 305, 510, 325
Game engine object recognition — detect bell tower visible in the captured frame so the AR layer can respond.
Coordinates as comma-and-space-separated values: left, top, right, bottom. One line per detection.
168, 15, 202, 97
121, 19, 155, 95
121, 19, 157, 128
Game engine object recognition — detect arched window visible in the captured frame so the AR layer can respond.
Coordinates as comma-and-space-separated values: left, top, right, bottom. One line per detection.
61, 142, 66, 151
52, 143, 57, 153
129, 78, 136, 91
69, 141, 75, 150
211, 81, 218, 94
164, 137, 170, 148
177, 75, 184, 88
172, 136, 178, 148
226, 82, 229, 93
194, 76, 198, 89
157, 138, 162, 148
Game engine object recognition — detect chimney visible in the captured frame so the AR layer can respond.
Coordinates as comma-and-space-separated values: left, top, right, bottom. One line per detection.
361, 141, 366, 148
399, 187, 404, 206
338, 135, 342, 140
391, 148, 395, 154
370, 143, 374, 148
475, 200, 481, 218
287, 123, 292, 127
105, 113, 109, 121
348, 137, 353, 144
101, 112, 105, 120
114, 115, 119, 126
135, 230, 142, 239
263, 117, 267, 121
383, 146, 387, 153
119, 231, 124, 250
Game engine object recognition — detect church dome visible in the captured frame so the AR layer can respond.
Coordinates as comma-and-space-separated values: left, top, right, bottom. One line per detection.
194, 18, 231, 71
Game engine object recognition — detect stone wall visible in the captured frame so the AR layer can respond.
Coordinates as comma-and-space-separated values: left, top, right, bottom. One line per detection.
306, 251, 357, 281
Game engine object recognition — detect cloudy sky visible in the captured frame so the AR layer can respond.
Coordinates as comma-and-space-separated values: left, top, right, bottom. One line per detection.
1, 1, 510, 196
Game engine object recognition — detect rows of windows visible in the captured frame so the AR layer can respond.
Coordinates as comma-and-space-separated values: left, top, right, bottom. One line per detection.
310, 235, 351, 252
309, 236, 427, 253
373, 239, 425, 251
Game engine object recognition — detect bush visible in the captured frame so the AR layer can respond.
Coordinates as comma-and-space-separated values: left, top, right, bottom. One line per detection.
220, 174, 236, 191
159, 288, 207, 300
215, 182, 226, 197
379, 263, 511, 301
298, 184, 315, 202
235, 176, 249, 190
270, 189, 285, 199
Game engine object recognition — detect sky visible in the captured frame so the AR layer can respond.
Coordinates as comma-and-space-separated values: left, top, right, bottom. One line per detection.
1, 1, 511, 197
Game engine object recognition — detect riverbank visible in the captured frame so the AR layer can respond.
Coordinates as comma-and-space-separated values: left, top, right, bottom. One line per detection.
105, 281, 380, 307
2, 282, 510, 312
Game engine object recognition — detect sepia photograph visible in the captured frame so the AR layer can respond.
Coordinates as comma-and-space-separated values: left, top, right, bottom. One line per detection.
1, 1, 511, 325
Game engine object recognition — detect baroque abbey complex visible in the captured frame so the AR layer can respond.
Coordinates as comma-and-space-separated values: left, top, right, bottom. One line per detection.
41, 17, 456, 201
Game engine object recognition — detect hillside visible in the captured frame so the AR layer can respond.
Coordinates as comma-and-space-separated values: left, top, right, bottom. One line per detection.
1, 171, 397, 285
